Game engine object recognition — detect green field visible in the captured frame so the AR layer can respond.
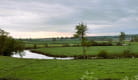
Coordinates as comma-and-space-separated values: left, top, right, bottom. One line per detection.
0, 56, 138, 80
31, 45, 138, 56
25, 43, 63, 49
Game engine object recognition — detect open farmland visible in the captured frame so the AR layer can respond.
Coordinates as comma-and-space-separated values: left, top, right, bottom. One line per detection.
0, 56, 138, 80
31, 44, 138, 57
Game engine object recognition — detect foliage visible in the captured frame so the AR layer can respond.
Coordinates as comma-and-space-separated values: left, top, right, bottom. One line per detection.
119, 32, 126, 44
97, 50, 109, 59
131, 36, 138, 42
45, 43, 48, 47
90, 40, 113, 46
0, 29, 25, 56
33, 44, 37, 49
74, 23, 88, 57
62, 43, 70, 47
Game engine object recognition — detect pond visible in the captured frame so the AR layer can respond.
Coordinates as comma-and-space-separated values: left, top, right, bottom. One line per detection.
12, 50, 74, 60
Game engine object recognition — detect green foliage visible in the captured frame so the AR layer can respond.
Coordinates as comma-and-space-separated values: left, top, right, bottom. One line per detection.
119, 32, 126, 44
74, 23, 88, 57
90, 40, 113, 46
74, 23, 87, 38
45, 43, 48, 47
97, 50, 109, 59
33, 44, 37, 49
62, 43, 70, 47
0, 29, 25, 56
131, 35, 138, 42
122, 49, 135, 58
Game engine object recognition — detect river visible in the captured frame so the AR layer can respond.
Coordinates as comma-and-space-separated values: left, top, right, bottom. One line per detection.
12, 50, 74, 60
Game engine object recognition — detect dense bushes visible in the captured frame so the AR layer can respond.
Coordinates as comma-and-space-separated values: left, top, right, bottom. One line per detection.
0, 29, 25, 56
96, 49, 138, 59
72, 40, 113, 47
62, 43, 70, 47
87, 40, 113, 46
97, 50, 109, 58
92, 42, 113, 46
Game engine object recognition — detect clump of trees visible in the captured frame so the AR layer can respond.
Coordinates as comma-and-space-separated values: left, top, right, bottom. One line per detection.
0, 29, 25, 56
119, 32, 126, 44
74, 23, 88, 58
131, 36, 138, 42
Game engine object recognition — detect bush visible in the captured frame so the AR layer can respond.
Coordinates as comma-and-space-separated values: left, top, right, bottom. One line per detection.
72, 44, 80, 47
45, 43, 48, 47
62, 43, 70, 47
116, 42, 122, 46
122, 50, 134, 58
97, 50, 109, 59
90, 41, 113, 46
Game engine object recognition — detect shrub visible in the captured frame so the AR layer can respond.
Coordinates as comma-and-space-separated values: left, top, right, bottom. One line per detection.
116, 42, 122, 46
97, 50, 109, 59
122, 49, 134, 58
62, 43, 70, 47
45, 43, 48, 47
72, 44, 80, 47
91, 41, 113, 46
33, 44, 37, 49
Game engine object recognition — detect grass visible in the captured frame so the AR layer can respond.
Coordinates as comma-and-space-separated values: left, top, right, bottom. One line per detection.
31, 45, 138, 56
25, 43, 63, 49
0, 56, 138, 80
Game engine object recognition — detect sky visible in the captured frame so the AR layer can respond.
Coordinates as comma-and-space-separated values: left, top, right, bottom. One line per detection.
0, 0, 138, 38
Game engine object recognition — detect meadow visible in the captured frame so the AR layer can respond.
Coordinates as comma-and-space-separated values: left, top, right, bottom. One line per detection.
31, 43, 138, 57
1, 39, 136, 80
0, 56, 138, 80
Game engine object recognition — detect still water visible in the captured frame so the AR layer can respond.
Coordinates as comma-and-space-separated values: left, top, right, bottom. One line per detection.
12, 50, 74, 60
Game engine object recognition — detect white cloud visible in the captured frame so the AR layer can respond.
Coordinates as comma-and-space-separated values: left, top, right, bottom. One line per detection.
9, 31, 73, 38
0, 0, 138, 38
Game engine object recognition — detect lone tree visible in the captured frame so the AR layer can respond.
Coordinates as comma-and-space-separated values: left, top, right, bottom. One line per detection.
74, 23, 87, 58
0, 29, 25, 56
119, 32, 126, 44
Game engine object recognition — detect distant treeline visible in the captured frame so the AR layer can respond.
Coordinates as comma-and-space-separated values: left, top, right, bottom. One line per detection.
19, 34, 138, 42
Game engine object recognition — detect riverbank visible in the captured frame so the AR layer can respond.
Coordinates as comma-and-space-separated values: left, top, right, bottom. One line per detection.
0, 56, 138, 80
30, 46, 138, 59
30, 50, 97, 59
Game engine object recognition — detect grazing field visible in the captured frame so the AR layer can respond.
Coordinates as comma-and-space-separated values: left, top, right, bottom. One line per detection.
31, 45, 138, 56
0, 56, 138, 80
25, 43, 63, 49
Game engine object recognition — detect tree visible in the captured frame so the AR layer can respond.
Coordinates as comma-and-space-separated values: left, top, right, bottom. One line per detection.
33, 44, 37, 49
0, 29, 25, 56
74, 23, 87, 58
45, 43, 48, 47
119, 32, 126, 44
131, 35, 138, 42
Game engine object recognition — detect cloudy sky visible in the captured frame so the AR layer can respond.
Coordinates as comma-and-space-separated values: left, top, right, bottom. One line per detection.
0, 0, 138, 38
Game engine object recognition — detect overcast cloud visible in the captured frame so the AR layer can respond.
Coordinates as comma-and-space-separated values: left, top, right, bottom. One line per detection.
0, 0, 138, 38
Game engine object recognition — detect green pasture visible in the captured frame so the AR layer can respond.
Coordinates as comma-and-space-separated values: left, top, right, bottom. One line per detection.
0, 56, 138, 80
32, 45, 138, 56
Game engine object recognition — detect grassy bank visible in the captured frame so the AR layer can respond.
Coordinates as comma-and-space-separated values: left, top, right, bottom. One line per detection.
0, 56, 138, 80
31, 45, 138, 57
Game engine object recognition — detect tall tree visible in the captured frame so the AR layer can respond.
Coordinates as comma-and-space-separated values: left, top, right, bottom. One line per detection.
74, 23, 87, 58
0, 29, 25, 56
119, 32, 126, 44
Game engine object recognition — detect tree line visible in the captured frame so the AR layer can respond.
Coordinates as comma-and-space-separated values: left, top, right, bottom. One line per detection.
0, 29, 25, 56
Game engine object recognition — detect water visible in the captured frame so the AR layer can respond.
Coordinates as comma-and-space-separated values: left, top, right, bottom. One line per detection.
12, 50, 74, 60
